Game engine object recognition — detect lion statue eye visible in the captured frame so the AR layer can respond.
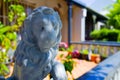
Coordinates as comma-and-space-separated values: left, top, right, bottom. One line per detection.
41, 27, 44, 31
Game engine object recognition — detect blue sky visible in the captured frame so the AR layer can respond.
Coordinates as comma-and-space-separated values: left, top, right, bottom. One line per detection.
74, 0, 116, 15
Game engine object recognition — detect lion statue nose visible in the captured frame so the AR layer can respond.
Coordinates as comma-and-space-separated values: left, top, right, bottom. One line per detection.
46, 31, 56, 44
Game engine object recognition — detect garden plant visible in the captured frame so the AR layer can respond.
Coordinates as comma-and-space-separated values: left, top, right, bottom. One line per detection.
0, 0, 26, 76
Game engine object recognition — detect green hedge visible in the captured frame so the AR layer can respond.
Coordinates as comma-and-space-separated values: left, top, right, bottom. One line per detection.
117, 33, 120, 42
90, 28, 120, 42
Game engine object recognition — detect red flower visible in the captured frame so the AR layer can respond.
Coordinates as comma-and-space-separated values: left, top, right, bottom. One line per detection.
72, 50, 80, 58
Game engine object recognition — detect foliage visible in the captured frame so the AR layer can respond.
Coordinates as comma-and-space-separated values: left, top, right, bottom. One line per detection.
90, 30, 100, 40
0, 22, 17, 76
4, 0, 12, 2
67, 46, 80, 58
67, 46, 74, 52
117, 33, 120, 42
90, 28, 120, 41
59, 45, 79, 73
63, 59, 74, 73
59, 42, 68, 51
59, 46, 75, 73
0, 0, 26, 76
107, 0, 120, 29
0, 51, 9, 76
8, 4, 26, 26
59, 44, 81, 58
107, 29, 119, 41
4, 0, 18, 2
90, 28, 109, 41
81, 49, 89, 55
62, 53, 74, 73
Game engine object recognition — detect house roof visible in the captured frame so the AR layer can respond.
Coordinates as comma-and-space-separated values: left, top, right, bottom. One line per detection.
69, 0, 115, 21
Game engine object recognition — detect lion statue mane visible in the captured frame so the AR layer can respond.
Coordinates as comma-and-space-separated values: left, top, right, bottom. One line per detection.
7, 6, 67, 80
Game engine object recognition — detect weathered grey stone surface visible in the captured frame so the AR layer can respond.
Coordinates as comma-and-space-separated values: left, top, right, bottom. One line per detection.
7, 6, 67, 80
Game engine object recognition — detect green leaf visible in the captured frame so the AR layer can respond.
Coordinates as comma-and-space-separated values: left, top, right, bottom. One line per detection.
0, 26, 11, 34
107, 0, 120, 29
4, 0, 11, 2
2, 38, 11, 49
0, 64, 9, 75
0, 22, 4, 28
1, 64, 9, 72
63, 60, 74, 73
6, 32, 17, 40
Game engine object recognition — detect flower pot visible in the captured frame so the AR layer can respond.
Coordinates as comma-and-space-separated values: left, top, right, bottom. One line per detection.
81, 54, 88, 60
91, 54, 100, 63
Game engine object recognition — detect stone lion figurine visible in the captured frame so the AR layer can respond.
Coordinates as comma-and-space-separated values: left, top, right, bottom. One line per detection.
7, 6, 67, 80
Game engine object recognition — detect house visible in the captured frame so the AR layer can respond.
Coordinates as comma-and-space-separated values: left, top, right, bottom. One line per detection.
0, 0, 114, 45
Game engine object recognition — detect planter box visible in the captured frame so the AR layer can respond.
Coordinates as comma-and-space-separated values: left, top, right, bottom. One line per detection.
80, 54, 88, 60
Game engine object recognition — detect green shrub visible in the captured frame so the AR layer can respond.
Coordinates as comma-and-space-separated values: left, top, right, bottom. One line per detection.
0, 0, 26, 76
99, 28, 109, 40
90, 28, 109, 41
107, 30, 119, 41
117, 33, 120, 42
90, 28, 120, 41
90, 30, 100, 40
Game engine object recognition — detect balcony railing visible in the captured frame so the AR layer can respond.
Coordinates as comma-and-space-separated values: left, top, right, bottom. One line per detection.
71, 41, 120, 57
76, 51, 120, 80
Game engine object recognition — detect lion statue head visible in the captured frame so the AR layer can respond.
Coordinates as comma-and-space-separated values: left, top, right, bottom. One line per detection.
21, 6, 62, 52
